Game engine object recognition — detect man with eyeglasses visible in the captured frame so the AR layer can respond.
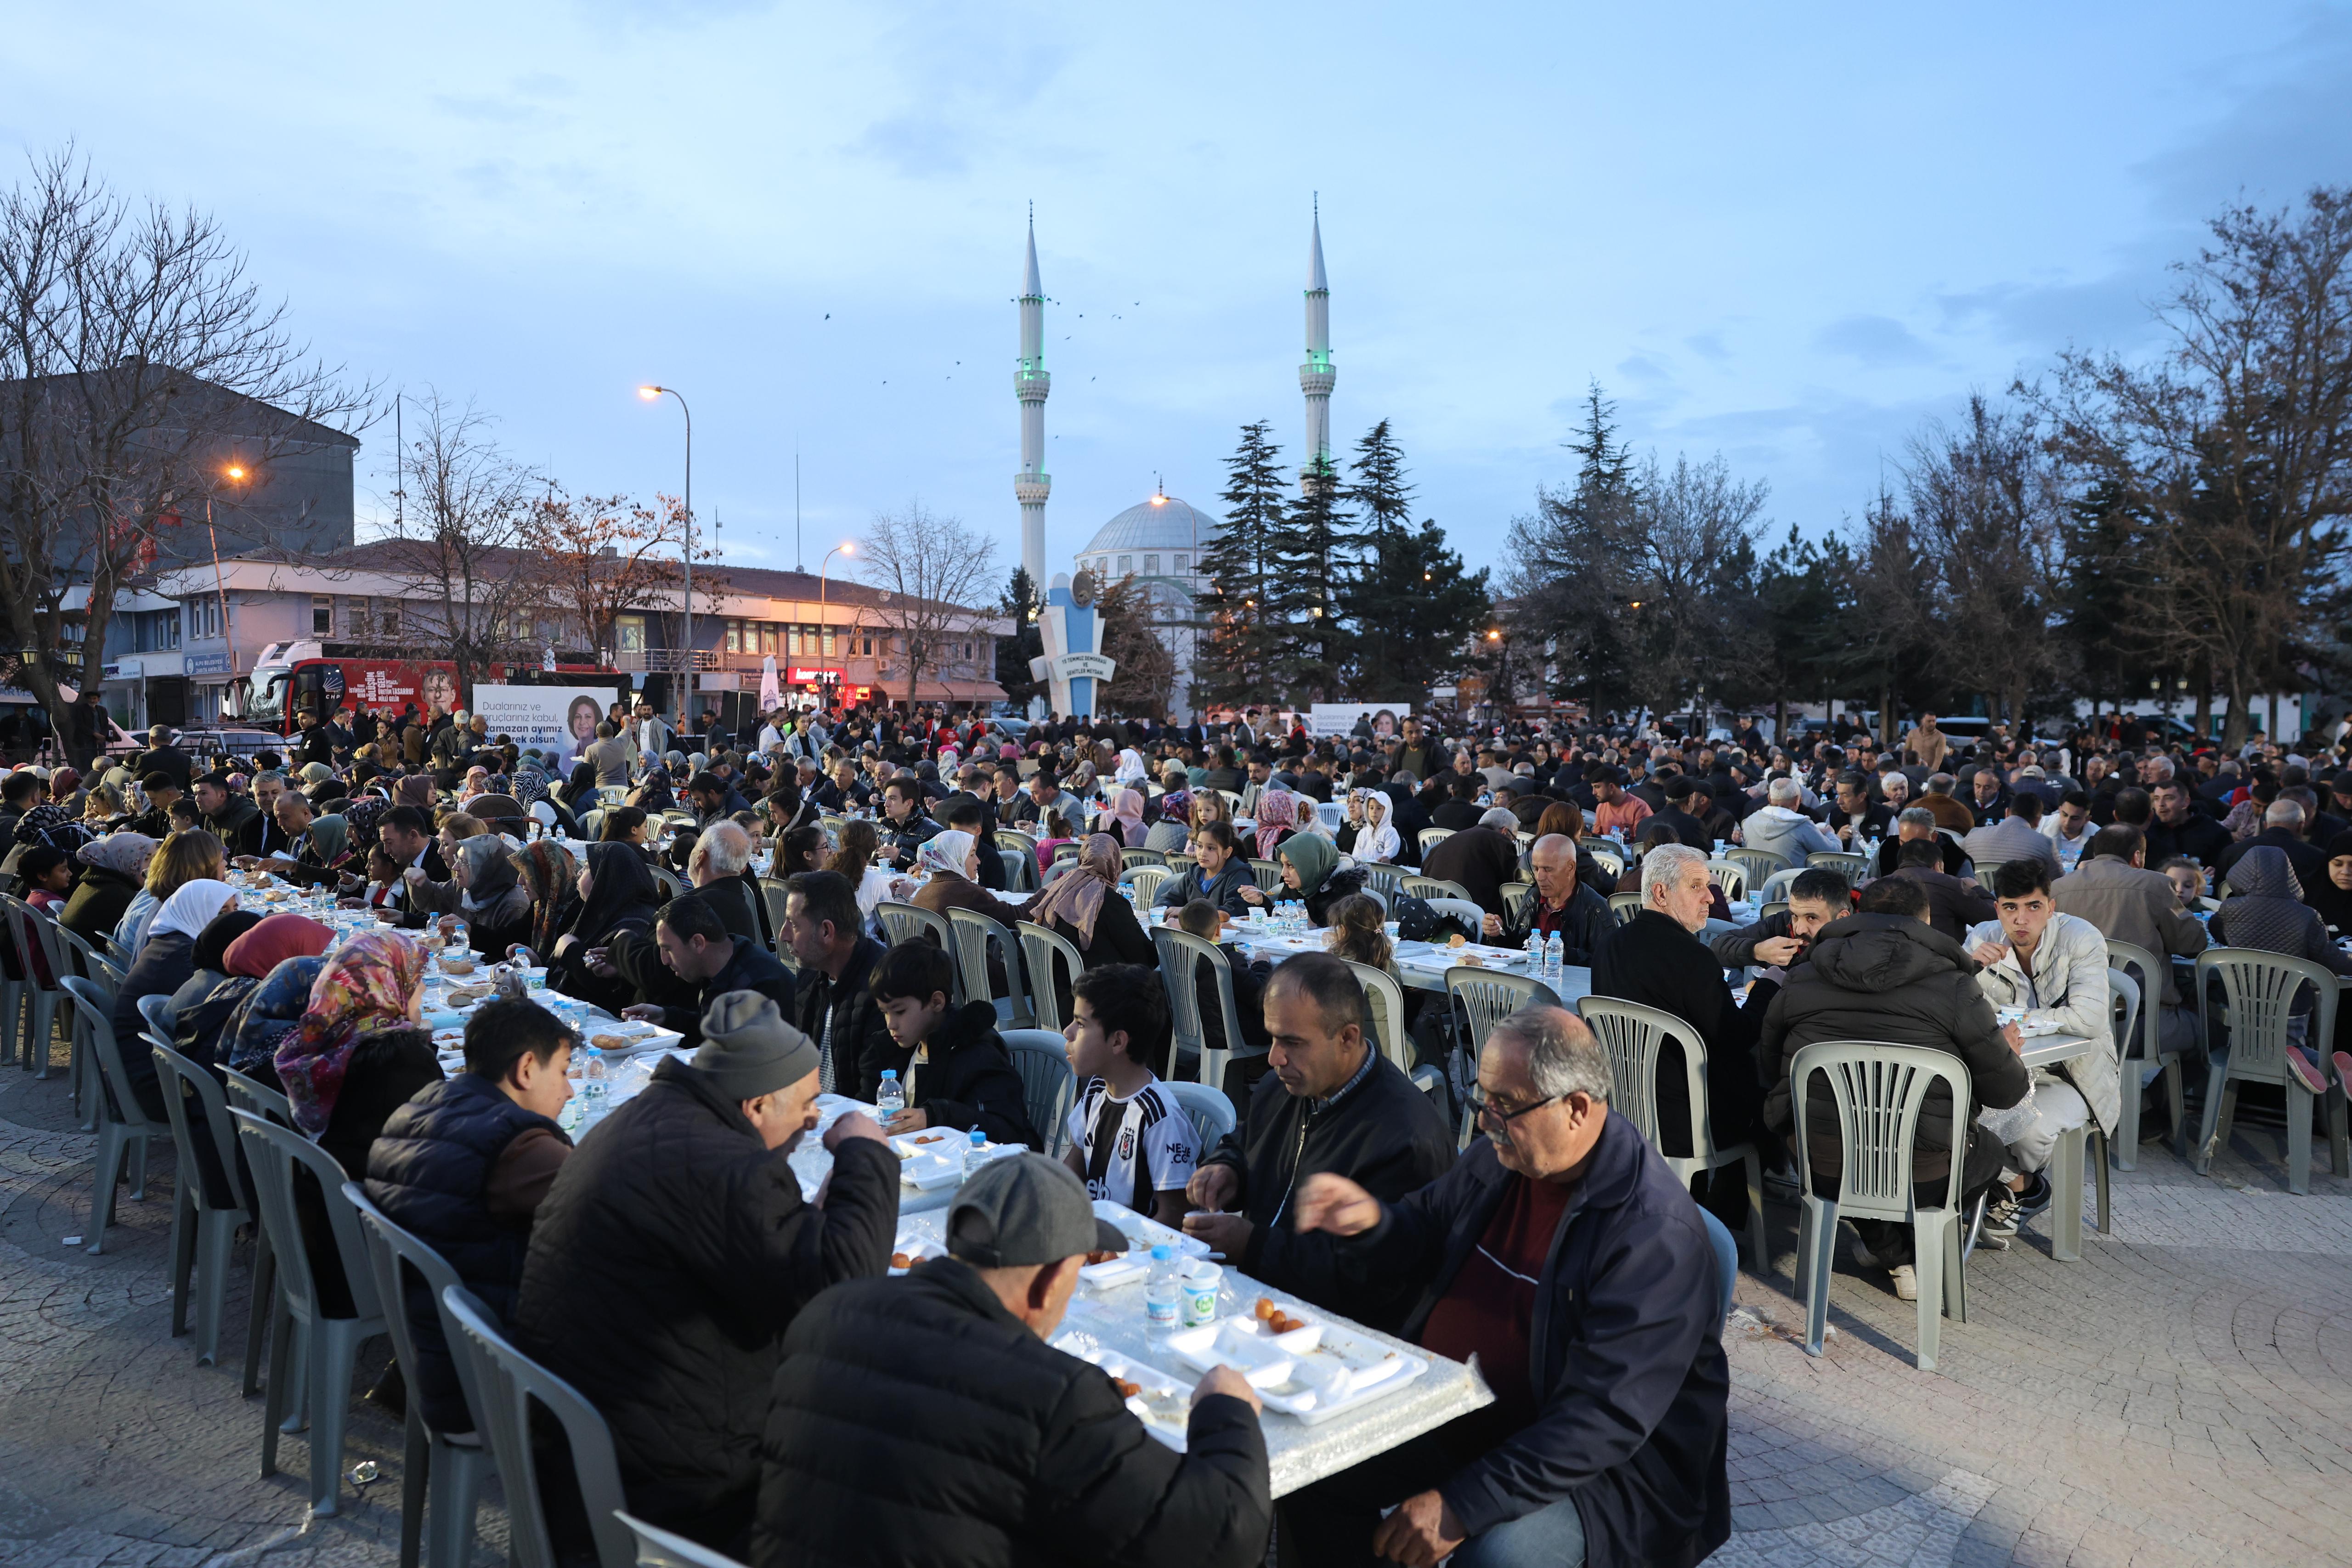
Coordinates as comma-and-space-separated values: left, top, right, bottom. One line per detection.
1279, 1005, 1731, 1568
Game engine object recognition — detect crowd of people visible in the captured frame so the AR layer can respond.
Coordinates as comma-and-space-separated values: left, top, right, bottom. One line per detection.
18, 689, 2351, 1568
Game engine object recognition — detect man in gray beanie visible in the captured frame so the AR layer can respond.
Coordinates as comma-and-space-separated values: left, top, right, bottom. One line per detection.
515, 990, 898, 1557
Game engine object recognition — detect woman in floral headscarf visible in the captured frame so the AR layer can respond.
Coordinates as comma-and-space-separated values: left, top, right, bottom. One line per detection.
1026, 832, 1154, 964
273, 929, 441, 1316
513, 838, 581, 961
1249, 787, 1301, 860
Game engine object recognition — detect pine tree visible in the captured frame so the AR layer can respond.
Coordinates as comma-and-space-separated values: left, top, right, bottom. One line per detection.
1501, 381, 1643, 711
995, 565, 1044, 708
1342, 517, 1493, 708
1190, 421, 1288, 711
1272, 464, 1346, 702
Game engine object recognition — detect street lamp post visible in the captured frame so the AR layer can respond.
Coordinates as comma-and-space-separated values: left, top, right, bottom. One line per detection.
638, 385, 692, 724
818, 542, 854, 711
207, 464, 247, 717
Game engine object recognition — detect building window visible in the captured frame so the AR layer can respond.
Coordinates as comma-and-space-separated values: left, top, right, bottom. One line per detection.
822, 627, 837, 658
311, 595, 333, 636
616, 615, 646, 653
375, 599, 398, 636
164, 611, 180, 650
1174, 553, 1188, 573
1143, 554, 1159, 574
1116, 555, 1131, 575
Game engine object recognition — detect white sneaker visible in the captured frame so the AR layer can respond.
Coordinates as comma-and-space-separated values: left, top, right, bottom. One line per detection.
1888, 1263, 1919, 1302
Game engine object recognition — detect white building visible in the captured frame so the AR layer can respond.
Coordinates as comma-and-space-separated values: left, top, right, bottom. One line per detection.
1072, 491, 1221, 719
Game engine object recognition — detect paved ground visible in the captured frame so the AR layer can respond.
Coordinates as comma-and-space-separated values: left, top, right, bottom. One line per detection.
3, 1031, 2348, 1568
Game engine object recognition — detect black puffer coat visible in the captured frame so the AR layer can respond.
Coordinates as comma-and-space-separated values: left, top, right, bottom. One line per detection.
909, 1001, 1042, 1149
1758, 912, 2031, 1193
367, 1073, 571, 1435
752, 1257, 1271, 1568
512, 1057, 899, 1551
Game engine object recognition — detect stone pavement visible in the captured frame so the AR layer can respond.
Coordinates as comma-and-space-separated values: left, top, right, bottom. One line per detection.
3, 1032, 2348, 1568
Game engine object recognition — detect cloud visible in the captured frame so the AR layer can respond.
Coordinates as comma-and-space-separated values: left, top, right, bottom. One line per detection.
1812, 313, 1937, 367
1685, 330, 1730, 362
852, 113, 975, 179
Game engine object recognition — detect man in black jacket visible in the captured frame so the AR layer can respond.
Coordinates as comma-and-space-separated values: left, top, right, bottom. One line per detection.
514, 990, 896, 1555
133, 725, 195, 792
2145, 778, 2231, 867
783, 870, 902, 1099
2211, 797, 2328, 900
617, 895, 796, 1048
1184, 952, 1454, 1332
869, 941, 1040, 1148
1759, 874, 2031, 1296
1591, 843, 1772, 1163
754, 1154, 1270, 1568
1282, 1005, 1730, 1568
194, 771, 264, 856
1429, 774, 1486, 832
1887, 837, 1997, 944
879, 775, 944, 871
1707, 866, 1850, 973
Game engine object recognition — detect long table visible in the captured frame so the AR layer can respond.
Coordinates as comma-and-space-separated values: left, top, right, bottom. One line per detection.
797, 1095, 1493, 1495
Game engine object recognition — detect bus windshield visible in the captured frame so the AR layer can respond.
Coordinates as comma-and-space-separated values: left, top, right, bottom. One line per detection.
247, 671, 288, 727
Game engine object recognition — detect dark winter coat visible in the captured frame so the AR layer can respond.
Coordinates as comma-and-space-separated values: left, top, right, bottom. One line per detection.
752, 1256, 1270, 1568
60, 863, 141, 948
1197, 1049, 1454, 1331
792, 935, 904, 1101
1592, 911, 1772, 1152
1329, 1121, 1730, 1565
910, 1001, 1043, 1149
365, 1073, 572, 1434
1758, 912, 2030, 1193
513, 1057, 899, 1550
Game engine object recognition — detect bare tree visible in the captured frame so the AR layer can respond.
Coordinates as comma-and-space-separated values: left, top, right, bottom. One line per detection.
2035, 186, 2352, 745
524, 487, 688, 657
1093, 573, 1177, 718
1900, 392, 2059, 727
370, 393, 548, 703
858, 501, 999, 708
1617, 452, 1770, 719
0, 147, 367, 747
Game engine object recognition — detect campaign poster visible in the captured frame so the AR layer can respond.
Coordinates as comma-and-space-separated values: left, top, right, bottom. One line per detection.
1307, 702, 1412, 739
470, 684, 614, 770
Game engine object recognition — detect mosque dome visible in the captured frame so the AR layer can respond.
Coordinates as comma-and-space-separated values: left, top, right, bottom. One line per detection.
1074, 494, 1220, 586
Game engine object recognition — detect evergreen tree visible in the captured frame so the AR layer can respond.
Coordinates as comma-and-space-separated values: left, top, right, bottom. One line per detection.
994, 565, 1044, 708
1190, 421, 1287, 711
1272, 465, 1346, 702
1334, 420, 1490, 704
1502, 381, 1643, 711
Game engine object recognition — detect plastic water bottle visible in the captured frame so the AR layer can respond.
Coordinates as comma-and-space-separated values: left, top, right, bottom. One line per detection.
579, 1046, 606, 1108
961, 1126, 988, 1179
1524, 929, 1543, 968
1544, 929, 1563, 980
874, 1070, 905, 1124
1145, 1245, 1180, 1329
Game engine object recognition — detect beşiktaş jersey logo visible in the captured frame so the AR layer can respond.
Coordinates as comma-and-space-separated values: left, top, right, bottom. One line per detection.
1117, 1126, 1136, 1160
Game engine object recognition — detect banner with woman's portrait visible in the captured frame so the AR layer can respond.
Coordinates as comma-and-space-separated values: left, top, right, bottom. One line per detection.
470, 684, 620, 770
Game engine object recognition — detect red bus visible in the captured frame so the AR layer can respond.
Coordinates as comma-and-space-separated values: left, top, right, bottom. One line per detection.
239, 642, 628, 737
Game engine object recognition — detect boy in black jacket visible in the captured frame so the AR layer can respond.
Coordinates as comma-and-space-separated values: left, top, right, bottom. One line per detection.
871, 941, 1042, 1149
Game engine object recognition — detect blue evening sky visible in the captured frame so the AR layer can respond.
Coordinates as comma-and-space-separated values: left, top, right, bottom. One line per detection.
5, 2, 2348, 588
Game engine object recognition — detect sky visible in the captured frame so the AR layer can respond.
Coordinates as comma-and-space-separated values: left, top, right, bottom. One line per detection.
5, 1, 2350, 591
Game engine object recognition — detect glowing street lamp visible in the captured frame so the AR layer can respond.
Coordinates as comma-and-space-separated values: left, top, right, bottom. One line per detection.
637, 385, 694, 721
818, 542, 854, 702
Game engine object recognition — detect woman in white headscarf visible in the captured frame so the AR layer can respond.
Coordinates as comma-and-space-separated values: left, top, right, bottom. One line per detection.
910, 828, 1036, 981
1114, 747, 1148, 787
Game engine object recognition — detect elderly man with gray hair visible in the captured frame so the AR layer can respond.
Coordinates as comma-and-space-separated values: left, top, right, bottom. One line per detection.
689, 818, 771, 947
1281, 1004, 1732, 1568
1738, 776, 1841, 871
1589, 843, 1775, 1226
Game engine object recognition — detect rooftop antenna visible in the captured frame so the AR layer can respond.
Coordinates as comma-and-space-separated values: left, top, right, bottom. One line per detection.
795, 440, 803, 572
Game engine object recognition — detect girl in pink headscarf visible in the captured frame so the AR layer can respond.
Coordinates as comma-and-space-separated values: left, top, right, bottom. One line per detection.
1094, 787, 1148, 848
1252, 788, 1301, 859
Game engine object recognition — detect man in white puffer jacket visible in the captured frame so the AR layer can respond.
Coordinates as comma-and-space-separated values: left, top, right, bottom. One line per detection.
1965, 857, 2115, 1240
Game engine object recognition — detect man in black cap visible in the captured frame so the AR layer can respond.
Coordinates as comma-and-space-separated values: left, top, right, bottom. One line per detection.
754, 1153, 1272, 1568
515, 991, 897, 1556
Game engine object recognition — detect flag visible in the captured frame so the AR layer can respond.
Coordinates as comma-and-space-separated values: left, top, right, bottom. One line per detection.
759, 654, 781, 711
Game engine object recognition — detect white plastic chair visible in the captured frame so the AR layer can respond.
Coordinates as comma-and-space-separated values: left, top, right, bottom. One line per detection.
1702, 859, 1748, 901
1607, 892, 1645, 927
1122, 865, 1172, 906
1015, 920, 1086, 1035
441, 1287, 635, 1568
63, 975, 167, 1254
2192, 947, 2350, 1193
1315, 800, 1345, 831
1417, 827, 1455, 857
345, 1186, 497, 1568
1425, 897, 1486, 934
1444, 966, 1562, 1147
1806, 851, 1869, 880
1787, 1040, 1973, 1371
946, 907, 1032, 1028
1163, 1078, 1237, 1149
2104, 938, 2185, 1166
1575, 996, 1767, 1271
1758, 867, 1806, 906
1150, 925, 1251, 1090
1000, 1029, 1078, 1156
233, 1109, 390, 1517
148, 1037, 253, 1364
1724, 847, 1785, 889
1402, 876, 1471, 904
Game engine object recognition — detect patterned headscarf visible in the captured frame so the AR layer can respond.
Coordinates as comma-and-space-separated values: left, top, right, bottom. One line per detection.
454, 835, 520, 913
512, 764, 551, 806
14, 803, 93, 854
1254, 788, 1300, 857
224, 954, 328, 1078
515, 838, 580, 954
917, 829, 977, 879
274, 931, 427, 1137
1024, 832, 1123, 948
342, 795, 390, 858
77, 832, 157, 880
